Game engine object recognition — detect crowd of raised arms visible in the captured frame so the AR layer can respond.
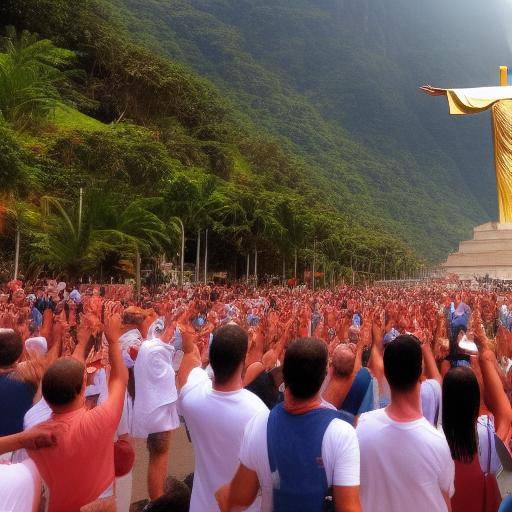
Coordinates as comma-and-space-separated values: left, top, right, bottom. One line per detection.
3, 278, 512, 512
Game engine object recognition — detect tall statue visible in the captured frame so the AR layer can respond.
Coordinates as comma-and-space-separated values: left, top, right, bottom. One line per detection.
421, 68, 512, 223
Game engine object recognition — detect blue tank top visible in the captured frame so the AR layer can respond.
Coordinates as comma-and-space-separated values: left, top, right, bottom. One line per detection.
0, 372, 35, 436
341, 367, 373, 416
266, 403, 342, 512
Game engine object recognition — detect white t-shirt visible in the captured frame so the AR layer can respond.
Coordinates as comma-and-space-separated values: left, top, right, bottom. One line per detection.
133, 338, 178, 438
178, 367, 267, 512
24, 398, 52, 430
477, 415, 500, 474
357, 408, 454, 512
421, 379, 442, 426
0, 459, 40, 512
239, 408, 360, 512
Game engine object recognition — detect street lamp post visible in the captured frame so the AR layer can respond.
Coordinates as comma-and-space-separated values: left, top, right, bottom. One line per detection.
204, 228, 208, 285
312, 238, 317, 291
196, 228, 201, 282
175, 218, 185, 287
254, 247, 258, 287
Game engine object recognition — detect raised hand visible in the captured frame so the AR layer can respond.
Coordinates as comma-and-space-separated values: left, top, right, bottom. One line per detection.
20, 424, 58, 450
420, 85, 448, 96
104, 314, 121, 346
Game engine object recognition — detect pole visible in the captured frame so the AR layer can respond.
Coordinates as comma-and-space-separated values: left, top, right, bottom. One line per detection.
204, 229, 208, 284
13, 225, 20, 280
246, 253, 250, 283
254, 247, 258, 287
282, 255, 286, 284
135, 247, 141, 299
175, 218, 185, 287
196, 228, 201, 282
181, 224, 185, 287
294, 248, 298, 280
312, 238, 316, 291
78, 187, 83, 235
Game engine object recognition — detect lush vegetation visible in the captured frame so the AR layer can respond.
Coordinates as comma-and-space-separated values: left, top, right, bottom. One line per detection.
106, 0, 512, 261
0, 0, 437, 283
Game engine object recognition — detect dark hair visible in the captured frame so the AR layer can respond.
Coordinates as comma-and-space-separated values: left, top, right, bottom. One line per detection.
442, 367, 480, 463
183, 472, 194, 490
42, 358, 85, 407
209, 324, 248, 385
383, 335, 422, 392
122, 311, 143, 326
143, 477, 191, 512
0, 329, 23, 367
283, 338, 327, 400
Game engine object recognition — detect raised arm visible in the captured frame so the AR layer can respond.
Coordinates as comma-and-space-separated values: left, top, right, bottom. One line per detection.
72, 315, 96, 363
103, 313, 128, 417
39, 308, 54, 344
473, 314, 512, 443
367, 308, 385, 385
420, 85, 448, 96
420, 332, 442, 385
176, 304, 202, 389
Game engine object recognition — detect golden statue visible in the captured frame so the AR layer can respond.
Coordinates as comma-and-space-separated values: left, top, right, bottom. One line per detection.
421, 67, 512, 223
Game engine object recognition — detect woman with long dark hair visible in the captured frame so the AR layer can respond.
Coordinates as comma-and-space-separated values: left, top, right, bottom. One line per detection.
443, 366, 500, 512
443, 366, 480, 463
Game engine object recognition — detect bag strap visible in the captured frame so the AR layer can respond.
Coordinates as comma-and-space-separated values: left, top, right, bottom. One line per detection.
486, 416, 492, 475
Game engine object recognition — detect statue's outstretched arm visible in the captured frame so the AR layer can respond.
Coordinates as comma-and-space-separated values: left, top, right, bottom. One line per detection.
419, 85, 447, 96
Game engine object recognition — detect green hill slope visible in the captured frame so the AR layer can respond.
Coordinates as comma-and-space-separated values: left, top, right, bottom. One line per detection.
1, 0, 424, 280
110, 0, 512, 261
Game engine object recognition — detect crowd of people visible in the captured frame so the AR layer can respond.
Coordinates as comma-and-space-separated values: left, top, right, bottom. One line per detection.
2, 277, 512, 511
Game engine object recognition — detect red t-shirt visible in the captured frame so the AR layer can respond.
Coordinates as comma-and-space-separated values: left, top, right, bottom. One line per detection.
28, 402, 120, 512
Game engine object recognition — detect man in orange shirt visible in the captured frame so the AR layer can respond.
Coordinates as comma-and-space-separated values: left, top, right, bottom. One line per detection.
28, 315, 128, 512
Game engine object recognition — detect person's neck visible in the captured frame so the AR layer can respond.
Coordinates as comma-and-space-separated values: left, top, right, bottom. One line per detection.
51, 396, 85, 415
386, 385, 423, 422
213, 374, 243, 392
284, 389, 322, 414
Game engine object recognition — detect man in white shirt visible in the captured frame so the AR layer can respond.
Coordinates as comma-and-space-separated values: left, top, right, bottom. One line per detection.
178, 319, 267, 512
216, 337, 361, 512
357, 334, 455, 512
133, 334, 179, 499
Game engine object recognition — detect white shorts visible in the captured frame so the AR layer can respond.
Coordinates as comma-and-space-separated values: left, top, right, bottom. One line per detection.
132, 401, 180, 438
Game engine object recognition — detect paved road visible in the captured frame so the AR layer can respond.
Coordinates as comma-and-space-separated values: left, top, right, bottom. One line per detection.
131, 427, 195, 502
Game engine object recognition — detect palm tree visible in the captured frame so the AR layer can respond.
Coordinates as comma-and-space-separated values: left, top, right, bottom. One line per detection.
94, 198, 171, 295
0, 194, 41, 279
32, 195, 92, 278
0, 27, 75, 129
31, 193, 171, 288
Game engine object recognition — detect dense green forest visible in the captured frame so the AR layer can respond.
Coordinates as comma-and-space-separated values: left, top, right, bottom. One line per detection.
111, 0, 512, 259
2, 0, 508, 283
0, 0, 422, 283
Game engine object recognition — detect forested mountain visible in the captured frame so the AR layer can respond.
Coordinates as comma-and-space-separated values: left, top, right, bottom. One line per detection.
111, 0, 512, 260
1, 0, 421, 282
1, 0, 509, 283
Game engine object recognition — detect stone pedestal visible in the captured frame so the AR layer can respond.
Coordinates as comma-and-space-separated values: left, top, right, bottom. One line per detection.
443, 222, 512, 280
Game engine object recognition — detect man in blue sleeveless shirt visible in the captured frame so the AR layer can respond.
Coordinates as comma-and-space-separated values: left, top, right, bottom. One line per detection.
216, 338, 361, 512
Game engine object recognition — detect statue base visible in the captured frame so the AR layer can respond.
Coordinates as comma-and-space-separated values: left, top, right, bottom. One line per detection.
443, 222, 512, 280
